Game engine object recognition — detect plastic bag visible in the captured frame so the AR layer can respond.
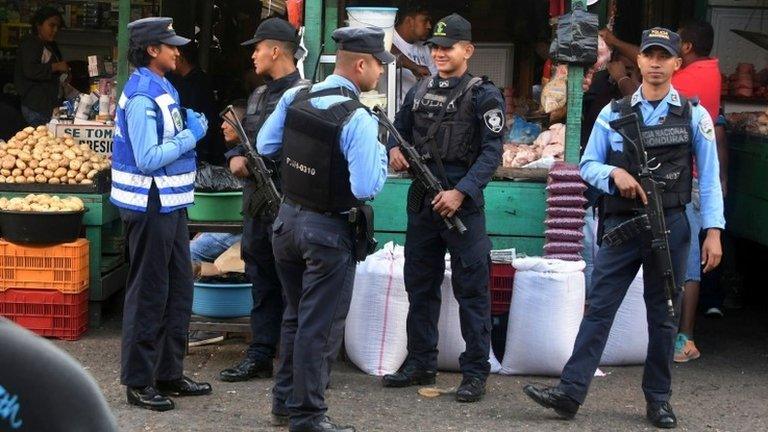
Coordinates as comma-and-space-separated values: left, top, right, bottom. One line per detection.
541, 75, 568, 114
195, 162, 244, 192
506, 115, 542, 144
549, 9, 599, 65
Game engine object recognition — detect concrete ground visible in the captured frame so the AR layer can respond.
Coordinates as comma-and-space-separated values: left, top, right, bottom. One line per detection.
56, 306, 768, 432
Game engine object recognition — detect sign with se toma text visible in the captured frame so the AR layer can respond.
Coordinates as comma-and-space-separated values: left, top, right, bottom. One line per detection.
55, 124, 114, 154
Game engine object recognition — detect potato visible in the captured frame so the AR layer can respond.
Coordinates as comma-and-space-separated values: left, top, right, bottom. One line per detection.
70, 159, 82, 171
67, 179, 78, 185
78, 162, 90, 173
47, 161, 59, 171
7, 148, 19, 156
1, 156, 14, 170
41, 152, 50, 159
33, 167, 44, 175
25, 176, 35, 183
0, 150, 5, 158
15, 159, 26, 170
80, 179, 93, 185
72, 147, 83, 156
17, 151, 31, 162
23, 168, 34, 178
63, 149, 76, 160
86, 169, 98, 179
75, 173, 85, 182
0, 176, 5, 184
65, 138, 76, 146
11, 169, 21, 177
28, 159, 38, 169
35, 174, 47, 183
43, 169, 53, 178
0, 169, 10, 177
53, 167, 67, 178
48, 177, 60, 184
89, 155, 100, 163
67, 170, 78, 179
51, 153, 62, 161
59, 157, 70, 167
15, 176, 25, 183
25, 138, 37, 146
15, 131, 28, 141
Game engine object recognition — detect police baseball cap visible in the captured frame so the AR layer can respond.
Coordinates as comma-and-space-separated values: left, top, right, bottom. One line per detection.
640, 27, 681, 56
332, 26, 395, 64
427, 13, 472, 48
241, 17, 299, 46
128, 17, 190, 46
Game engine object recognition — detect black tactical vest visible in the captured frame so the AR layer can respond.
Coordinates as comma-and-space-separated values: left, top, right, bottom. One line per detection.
244, 77, 311, 140
281, 86, 365, 213
411, 74, 483, 166
602, 95, 696, 215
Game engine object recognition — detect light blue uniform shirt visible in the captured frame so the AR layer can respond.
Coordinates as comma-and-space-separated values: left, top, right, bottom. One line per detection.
580, 85, 725, 229
124, 70, 197, 174
257, 74, 388, 200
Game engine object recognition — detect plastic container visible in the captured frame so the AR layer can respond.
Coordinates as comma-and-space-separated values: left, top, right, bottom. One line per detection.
0, 209, 86, 244
187, 192, 243, 222
192, 282, 253, 318
0, 288, 89, 340
346, 7, 398, 51
489, 262, 516, 316
0, 239, 89, 293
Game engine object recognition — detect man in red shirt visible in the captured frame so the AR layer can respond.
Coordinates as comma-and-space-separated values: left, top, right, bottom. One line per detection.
600, 21, 728, 362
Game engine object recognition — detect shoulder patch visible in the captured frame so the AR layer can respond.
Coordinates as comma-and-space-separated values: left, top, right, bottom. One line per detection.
698, 113, 715, 141
483, 108, 505, 134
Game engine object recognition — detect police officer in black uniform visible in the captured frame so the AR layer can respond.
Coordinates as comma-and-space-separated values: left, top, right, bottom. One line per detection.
257, 26, 391, 432
218, 17, 308, 383
523, 28, 725, 429
382, 13, 505, 403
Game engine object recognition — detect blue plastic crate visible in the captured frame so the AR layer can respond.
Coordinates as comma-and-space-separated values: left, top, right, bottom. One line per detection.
192, 282, 252, 318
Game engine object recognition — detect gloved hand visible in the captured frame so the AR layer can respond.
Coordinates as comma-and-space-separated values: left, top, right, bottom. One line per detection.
186, 108, 208, 141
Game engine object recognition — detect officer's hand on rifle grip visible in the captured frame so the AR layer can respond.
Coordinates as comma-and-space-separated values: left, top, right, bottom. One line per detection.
229, 156, 250, 178
432, 189, 465, 218
611, 168, 648, 205
389, 147, 410, 172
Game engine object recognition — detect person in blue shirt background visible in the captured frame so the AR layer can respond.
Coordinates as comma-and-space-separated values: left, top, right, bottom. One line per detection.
111, 17, 212, 412
256, 26, 390, 432
524, 28, 724, 429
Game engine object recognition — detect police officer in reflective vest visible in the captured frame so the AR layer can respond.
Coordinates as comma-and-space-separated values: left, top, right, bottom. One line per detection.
524, 28, 724, 429
383, 13, 505, 403
218, 17, 309, 383
112, 17, 212, 412
257, 26, 391, 432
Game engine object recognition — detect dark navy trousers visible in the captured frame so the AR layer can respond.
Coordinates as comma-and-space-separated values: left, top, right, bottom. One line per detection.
403, 196, 492, 378
270, 203, 357, 430
120, 190, 194, 388
241, 212, 284, 361
558, 210, 691, 405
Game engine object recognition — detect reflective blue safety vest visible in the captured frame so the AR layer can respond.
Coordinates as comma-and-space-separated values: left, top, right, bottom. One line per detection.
110, 67, 196, 213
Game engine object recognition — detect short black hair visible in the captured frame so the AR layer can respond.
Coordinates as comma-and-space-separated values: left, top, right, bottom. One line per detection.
127, 41, 158, 68
679, 20, 714, 57
178, 41, 199, 65
31, 6, 63, 33
262, 39, 298, 57
395, 2, 430, 26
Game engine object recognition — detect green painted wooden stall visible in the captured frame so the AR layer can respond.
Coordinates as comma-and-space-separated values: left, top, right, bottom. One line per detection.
725, 132, 768, 247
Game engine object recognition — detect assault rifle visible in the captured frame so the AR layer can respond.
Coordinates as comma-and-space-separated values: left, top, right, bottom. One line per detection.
372, 106, 467, 235
219, 105, 281, 220
605, 113, 676, 318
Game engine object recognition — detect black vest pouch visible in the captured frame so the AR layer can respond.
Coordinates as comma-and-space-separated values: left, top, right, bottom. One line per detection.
349, 205, 377, 262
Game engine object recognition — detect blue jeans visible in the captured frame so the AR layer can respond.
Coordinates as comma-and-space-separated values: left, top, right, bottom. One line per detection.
684, 202, 702, 282
582, 207, 599, 296
190, 232, 242, 263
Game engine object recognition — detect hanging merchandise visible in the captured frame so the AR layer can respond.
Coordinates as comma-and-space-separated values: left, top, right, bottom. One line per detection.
541, 65, 568, 114
549, 9, 599, 65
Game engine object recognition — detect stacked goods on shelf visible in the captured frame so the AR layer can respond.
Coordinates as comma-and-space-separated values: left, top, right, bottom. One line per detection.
543, 162, 587, 261
0, 239, 90, 340
725, 63, 768, 99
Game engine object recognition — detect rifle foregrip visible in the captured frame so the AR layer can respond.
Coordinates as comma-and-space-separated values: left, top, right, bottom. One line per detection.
449, 215, 467, 235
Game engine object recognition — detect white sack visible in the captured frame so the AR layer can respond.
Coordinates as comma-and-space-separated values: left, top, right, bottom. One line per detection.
600, 269, 648, 366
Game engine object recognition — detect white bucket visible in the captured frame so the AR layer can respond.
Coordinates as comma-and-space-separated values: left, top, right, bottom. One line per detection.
346, 7, 398, 51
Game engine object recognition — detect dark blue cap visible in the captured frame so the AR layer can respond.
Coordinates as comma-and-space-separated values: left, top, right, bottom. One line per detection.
332, 26, 395, 64
241, 17, 299, 46
427, 13, 472, 47
128, 17, 190, 46
640, 27, 681, 56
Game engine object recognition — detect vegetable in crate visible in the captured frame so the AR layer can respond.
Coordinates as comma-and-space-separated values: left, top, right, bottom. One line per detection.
0, 125, 111, 185
0, 194, 85, 212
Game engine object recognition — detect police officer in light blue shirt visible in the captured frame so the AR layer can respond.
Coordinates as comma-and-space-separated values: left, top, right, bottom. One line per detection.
524, 28, 724, 429
112, 17, 212, 412
256, 26, 391, 432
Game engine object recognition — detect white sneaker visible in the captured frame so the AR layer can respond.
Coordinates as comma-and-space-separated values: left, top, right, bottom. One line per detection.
705, 307, 724, 318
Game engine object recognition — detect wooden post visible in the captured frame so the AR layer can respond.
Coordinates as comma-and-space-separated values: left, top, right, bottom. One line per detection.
565, 0, 586, 164
116, 0, 131, 94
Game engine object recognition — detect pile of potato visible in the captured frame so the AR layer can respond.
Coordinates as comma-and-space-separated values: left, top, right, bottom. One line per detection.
0, 194, 85, 212
0, 125, 111, 185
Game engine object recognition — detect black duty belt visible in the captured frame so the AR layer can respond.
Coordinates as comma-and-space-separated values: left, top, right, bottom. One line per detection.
604, 205, 684, 218
283, 198, 349, 219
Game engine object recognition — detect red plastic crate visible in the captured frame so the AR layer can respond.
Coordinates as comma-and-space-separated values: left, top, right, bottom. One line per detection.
489, 262, 515, 316
0, 239, 89, 293
0, 288, 89, 340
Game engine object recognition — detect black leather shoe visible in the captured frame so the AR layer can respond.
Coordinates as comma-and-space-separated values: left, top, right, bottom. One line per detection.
647, 402, 678, 429
456, 375, 486, 402
126, 386, 174, 412
382, 362, 436, 388
291, 416, 355, 432
219, 357, 273, 382
523, 384, 580, 419
156, 375, 212, 397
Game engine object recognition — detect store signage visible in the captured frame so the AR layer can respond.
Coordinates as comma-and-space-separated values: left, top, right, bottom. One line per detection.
55, 124, 114, 154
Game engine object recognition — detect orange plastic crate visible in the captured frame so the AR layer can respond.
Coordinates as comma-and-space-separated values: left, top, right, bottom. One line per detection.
0, 288, 89, 340
0, 239, 89, 293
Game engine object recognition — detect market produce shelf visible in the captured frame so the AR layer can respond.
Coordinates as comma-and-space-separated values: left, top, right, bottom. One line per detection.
0, 170, 111, 194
